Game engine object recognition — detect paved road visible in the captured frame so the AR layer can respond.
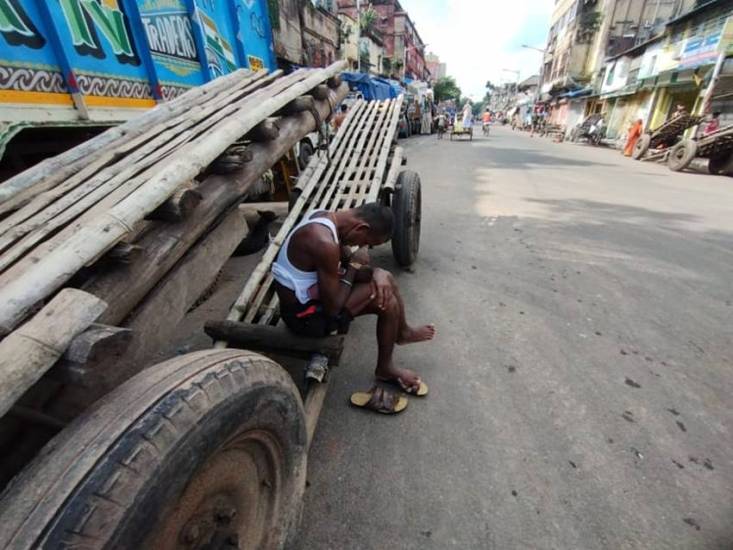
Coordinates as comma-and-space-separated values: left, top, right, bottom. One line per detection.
293, 126, 733, 550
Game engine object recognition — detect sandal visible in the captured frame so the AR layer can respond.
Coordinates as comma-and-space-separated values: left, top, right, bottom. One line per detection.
350, 386, 408, 414
376, 376, 429, 397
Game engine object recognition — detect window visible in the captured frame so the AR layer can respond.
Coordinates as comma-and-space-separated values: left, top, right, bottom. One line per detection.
606, 63, 616, 85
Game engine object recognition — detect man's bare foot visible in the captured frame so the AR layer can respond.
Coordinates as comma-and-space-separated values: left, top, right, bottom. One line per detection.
397, 324, 436, 345
375, 365, 421, 388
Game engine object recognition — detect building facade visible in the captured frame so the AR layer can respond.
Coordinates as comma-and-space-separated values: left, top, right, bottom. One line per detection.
272, 0, 341, 69
337, 0, 428, 80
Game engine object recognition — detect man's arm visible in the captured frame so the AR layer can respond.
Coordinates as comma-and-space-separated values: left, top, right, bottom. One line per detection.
313, 242, 360, 317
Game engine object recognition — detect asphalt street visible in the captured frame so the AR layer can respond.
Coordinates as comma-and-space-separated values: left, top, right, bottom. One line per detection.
293, 126, 733, 550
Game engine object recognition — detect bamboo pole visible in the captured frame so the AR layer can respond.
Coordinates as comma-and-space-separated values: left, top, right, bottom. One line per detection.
0, 289, 107, 417
306, 100, 377, 213
219, 100, 368, 328
315, 100, 382, 212
0, 62, 347, 334
372, 146, 404, 200
82, 82, 349, 328
0, 69, 263, 210
229, 99, 382, 325
232, 97, 404, 327
0, 70, 274, 234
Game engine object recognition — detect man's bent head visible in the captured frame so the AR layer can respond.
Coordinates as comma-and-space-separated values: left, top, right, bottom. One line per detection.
342, 203, 394, 247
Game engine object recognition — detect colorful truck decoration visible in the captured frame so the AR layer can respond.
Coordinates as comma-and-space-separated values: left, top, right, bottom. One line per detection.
0, 0, 276, 134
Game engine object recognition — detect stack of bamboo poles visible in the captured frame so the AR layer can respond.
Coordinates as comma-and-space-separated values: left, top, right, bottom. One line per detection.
218, 95, 404, 336
0, 62, 348, 424
0, 62, 346, 337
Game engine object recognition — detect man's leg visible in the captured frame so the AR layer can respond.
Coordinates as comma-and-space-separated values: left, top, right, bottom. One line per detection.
342, 279, 434, 390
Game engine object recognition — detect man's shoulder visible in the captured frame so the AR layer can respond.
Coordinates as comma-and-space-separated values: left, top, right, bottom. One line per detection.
292, 223, 339, 251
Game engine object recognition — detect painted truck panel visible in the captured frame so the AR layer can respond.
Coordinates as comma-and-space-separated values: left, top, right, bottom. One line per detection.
0, 0, 276, 123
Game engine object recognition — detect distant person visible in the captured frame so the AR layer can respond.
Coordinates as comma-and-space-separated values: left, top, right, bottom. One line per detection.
704, 112, 721, 136
332, 104, 348, 130
461, 102, 473, 128
624, 118, 644, 157
436, 112, 447, 139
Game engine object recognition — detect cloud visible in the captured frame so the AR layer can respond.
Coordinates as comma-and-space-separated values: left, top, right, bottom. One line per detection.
400, 0, 553, 99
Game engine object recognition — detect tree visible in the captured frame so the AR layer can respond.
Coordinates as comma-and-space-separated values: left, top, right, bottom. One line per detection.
433, 76, 461, 103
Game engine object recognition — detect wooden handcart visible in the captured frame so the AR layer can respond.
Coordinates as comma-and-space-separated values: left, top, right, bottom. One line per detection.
449, 122, 473, 141
0, 63, 387, 550
632, 113, 703, 160
665, 124, 733, 173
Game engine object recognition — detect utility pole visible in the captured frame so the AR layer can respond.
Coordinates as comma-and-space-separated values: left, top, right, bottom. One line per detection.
356, 0, 361, 72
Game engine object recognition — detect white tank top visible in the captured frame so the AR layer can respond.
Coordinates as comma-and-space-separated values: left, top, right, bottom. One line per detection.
272, 211, 339, 304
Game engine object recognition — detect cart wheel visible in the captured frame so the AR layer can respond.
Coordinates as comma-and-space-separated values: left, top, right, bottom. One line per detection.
708, 153, 733, 175
667, 139, 698, 172
0, 350, 307, 550
632, 134, 651, 159
391, 170, 421, 267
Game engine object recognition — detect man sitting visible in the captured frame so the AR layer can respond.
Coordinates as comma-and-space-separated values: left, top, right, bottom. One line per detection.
272, 204, 435, 399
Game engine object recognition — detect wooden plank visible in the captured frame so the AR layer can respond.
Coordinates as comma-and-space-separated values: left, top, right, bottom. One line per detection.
305, 379, 330, 450
0, 289, 107, 417
204, 322, 345, 360
87, 208, 248, 395
0, 61, 347, 334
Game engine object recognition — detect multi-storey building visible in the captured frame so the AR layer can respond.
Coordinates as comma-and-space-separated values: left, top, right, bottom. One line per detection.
271, 0, 341, 69
426, 53, 447, 83
337, 0, 428, 80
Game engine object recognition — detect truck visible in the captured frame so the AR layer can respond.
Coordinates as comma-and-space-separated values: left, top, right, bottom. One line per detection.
0, 0, 322, 176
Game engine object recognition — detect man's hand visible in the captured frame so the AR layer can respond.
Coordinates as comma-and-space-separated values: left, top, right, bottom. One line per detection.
371, 268, 393, 310
350, 247, 370, 265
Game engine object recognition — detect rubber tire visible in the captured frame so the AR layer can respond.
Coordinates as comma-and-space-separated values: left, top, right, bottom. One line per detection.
391, 170, 421, 267
667, 139, 698, 172
0, 350, 307, 550
708, 153, 733, 175
298, 141, 314, 171
632, 133, 651, 160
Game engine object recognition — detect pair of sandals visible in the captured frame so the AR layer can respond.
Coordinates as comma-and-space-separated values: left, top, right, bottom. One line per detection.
350, 376, 429, 414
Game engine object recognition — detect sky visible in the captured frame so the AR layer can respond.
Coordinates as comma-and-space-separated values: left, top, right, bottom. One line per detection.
399, 0, 554, 100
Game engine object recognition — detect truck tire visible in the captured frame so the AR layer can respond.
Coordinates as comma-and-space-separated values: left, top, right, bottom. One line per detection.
708, 152, 733, 175
632, 134, 651, 159
667, 139, 697, 172
298, 141, 314, 171
391, 170, 421, 267
0, 350, 307, 550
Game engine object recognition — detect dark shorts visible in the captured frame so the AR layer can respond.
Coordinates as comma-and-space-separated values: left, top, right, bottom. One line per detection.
280, 300, 353, 338
280, 301, 334, 338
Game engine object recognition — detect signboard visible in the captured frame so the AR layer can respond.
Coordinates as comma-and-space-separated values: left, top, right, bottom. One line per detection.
678, 16, 733, 70
0, 0, 276, 119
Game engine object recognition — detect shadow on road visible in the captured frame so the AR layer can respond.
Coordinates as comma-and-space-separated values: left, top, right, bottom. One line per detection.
478, 145, 616, 170
525, 198, 702, 228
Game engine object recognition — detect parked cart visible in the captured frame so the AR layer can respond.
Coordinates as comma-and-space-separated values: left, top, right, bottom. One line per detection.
0, 62, 360, 549
666, 124, 733, 173
449, 121, 473, 141
632, 114, 703, 160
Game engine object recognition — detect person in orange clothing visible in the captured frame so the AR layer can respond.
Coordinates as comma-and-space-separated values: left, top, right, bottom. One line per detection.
624, 118, 644, 157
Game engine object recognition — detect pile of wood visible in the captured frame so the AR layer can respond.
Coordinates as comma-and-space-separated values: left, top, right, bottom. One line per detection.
0, 62, 348, 469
